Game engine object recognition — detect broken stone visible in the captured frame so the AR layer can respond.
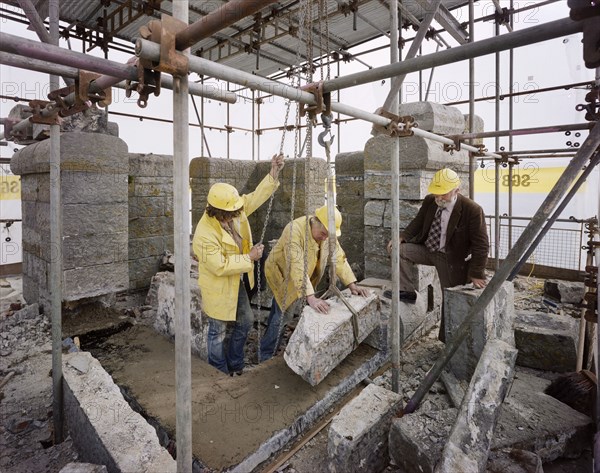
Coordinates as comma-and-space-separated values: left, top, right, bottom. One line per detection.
145, 271, 208, 360
544, 280, 585, 304
284, 292, 380, 386
59, 462, 108, 473
437, 339, 518, 473
445, 282, 515, 381
486, 449, 543, 473
67, 353, 91, 374
389, 408, 458, 473
328, 383, 403, 473
388, 370, 592, 471
514, 310, 578, 372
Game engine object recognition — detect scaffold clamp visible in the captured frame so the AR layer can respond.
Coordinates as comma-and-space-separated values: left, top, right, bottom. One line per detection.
300, 82, 331, 124
372, 108, 416, 137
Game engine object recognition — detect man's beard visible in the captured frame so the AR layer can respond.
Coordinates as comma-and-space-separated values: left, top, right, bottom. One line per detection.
435, 194, 457, 208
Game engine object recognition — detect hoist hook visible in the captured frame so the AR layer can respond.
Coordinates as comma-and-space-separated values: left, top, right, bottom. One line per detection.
318, 113, 335, 148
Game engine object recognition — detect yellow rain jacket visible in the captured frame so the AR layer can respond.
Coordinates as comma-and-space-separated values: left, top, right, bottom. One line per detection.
265, 216, 356, 311
193, 174, 279, 321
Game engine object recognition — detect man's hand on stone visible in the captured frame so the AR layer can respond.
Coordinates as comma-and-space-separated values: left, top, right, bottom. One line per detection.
307, 295, 330, 314
349, 282, 369, 297
470, 277, 487, 289
386, 238, 405, 255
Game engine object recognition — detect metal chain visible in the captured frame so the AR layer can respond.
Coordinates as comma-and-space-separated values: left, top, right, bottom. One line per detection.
256, 0, 312, 361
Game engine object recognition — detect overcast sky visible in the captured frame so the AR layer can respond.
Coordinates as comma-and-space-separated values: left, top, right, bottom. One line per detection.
1, 1, 598, 228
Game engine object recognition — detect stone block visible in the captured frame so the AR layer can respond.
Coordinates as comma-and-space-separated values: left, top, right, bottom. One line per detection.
514, 310, 578, 372
493, 371, 593, 462
63, 262, 128, 301
129, 256, 162, 290
284, 293, 380, 386
145, 271, 207, 360
364, 170, 438, 200
129, 153, 173, 177
389, 408, 458, 473
62, 172, 128, 205
462, 114, 485, 145
328, 384, 403, 473
129, 216, 174, 239
59, 463, 108, 473
364, 134, 471, 172
63, 232, 128, 270
437, 339, 518, 473
398, 102, 466, 134
128, 236, 170, 261
62, 352, 176, 473
363, 200, 421, 228
131, 176, 174, 197
63, 204, 128, 237
544, 279, 585, 304
335, 150, 365, 175
129, 196, 166, 218
364, 246, 437, 291
445, 282, 515, 381
486, 449, 543, 473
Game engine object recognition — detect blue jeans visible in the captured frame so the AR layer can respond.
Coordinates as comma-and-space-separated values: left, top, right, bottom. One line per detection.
260, 297, 296, 362
207, 285, 253, 374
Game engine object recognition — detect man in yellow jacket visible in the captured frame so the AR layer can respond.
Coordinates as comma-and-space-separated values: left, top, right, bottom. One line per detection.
193, 154, 284, 375
259, 205, 369, 361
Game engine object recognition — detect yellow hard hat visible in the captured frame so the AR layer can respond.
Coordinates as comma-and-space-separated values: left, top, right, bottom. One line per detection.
428, 168, 460, 195
207, 183, 243, 211
315, 205, 342, 237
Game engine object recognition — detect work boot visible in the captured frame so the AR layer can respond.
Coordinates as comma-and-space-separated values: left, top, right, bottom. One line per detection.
382, 290, 417, 304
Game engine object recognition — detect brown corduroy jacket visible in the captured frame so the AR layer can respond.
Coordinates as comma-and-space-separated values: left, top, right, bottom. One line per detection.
400, 193, 489, 284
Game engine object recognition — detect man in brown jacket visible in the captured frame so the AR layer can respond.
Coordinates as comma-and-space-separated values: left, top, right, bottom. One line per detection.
386, 168, 489, 340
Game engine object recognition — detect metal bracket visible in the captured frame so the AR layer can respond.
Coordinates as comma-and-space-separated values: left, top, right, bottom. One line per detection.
28, 99, 61, 125
126, 59, 161, 109
47, 85, 89, 118
300, 82, 331, 124
77, 70, 112, 108
139, 15, 189, 76
444, 137, 462, 154
372, 108, 416, 137
576, 85, 600, 121
470, 144, 488, 157
568, 1, 600, 67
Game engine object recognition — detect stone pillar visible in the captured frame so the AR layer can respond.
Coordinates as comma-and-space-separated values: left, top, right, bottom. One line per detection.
128, 153, 174, 291
336, 151, 365, 281
11, 132, 129, 309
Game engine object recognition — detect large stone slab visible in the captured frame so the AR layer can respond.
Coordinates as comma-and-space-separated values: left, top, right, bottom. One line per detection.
445, 282, 515, 381
514, 310, 579, 372
364, 134, 471, 173
398, 101, 467, 135
389, 408, 458, 473
388, 371, 593, 471
62, 352, 176, 473
328, 383, 403, 473
144, 271, 208, 360
59, 464, 108, 473
544, 279, 585, 304
284, 292, 380, 386
437, 339, 518, 473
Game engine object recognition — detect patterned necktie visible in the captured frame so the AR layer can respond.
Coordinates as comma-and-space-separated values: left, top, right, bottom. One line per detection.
425, 208, 443, 252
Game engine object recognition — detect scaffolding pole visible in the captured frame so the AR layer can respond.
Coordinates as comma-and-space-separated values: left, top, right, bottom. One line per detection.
48, 0, 63, 445
404, 120, 600, 414
0, 32, 236, 103
389, 0, 402, 397
449, 122, 593, 141
322, 18, 583, 93
172, 1, 192, 471
136, 39, 502, 159
468, 0, 475, 200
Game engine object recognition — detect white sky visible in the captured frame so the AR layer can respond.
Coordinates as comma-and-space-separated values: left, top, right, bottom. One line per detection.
1, 0, 598, 226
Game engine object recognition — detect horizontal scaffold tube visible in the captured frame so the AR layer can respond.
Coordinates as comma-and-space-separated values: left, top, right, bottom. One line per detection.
136, 38, 501, 158
0, 33, 236, 104
322, 17, 584, 93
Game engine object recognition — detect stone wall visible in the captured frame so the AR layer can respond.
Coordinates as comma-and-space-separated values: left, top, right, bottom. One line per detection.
11, 132, 129, 308
190, 157, 328, 246
128, 153, 174, 291
335, 151, 365, 281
